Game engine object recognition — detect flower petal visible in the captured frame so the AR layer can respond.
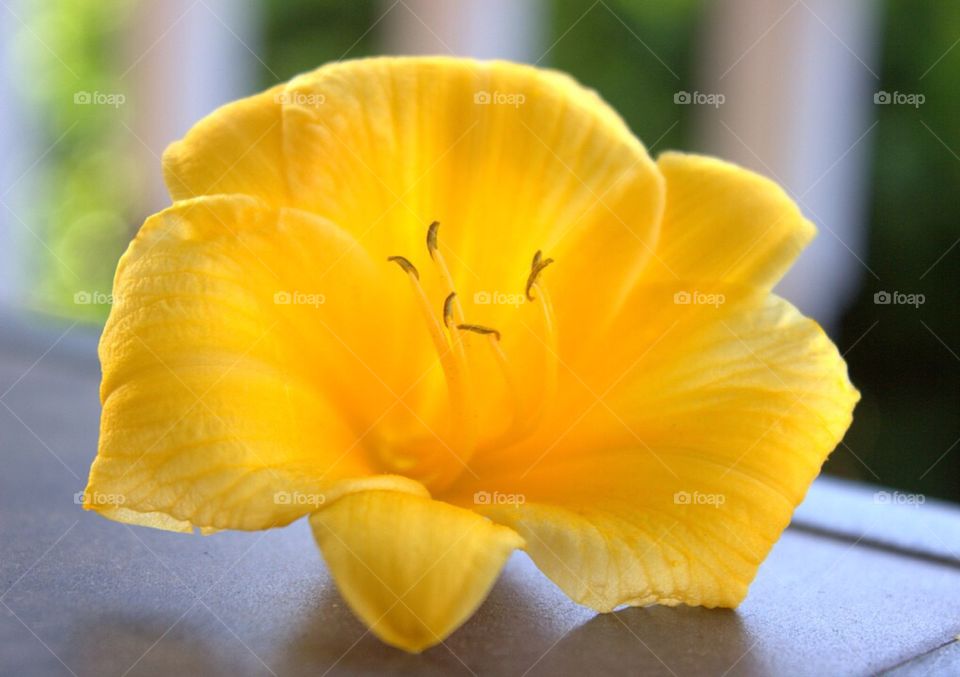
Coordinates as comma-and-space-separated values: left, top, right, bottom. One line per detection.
643, 152, 815, 289
309, 490, 523, 652
85, 194, 433, 531
163, 85, 288, 206
162, 56, 664, 345
445, 291, 857, 610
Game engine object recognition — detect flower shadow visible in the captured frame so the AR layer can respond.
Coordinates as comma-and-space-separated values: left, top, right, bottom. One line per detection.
278, 556, 760, 676
277, 559, 568, 675
529, 605, 761, 676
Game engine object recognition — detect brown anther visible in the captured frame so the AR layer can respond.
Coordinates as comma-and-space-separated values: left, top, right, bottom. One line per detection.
426, 221, 441, 260
457, 323, 502, 341
443, 292, 457, 327
525, 255, 555, 301
387, 255, 419, 280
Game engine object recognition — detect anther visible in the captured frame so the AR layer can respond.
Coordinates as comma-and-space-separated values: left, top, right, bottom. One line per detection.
526, 256, 555, 301
387, 255, 419, 280
443, 292, 457, 328
457, 323, 502, 341
426, 220, 440, 260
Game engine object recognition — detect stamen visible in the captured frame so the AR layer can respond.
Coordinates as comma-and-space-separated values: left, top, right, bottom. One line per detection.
430, 219, 525, 452
527, 252, 559, 430
457, 323, 526, 451
526, 255, 555, 301
387, 256, 453, 362
476, 252, 560, 451
424, 221, 467, 327
443, 292, 457, 328
426, 226, 473, 444
456, 323, 502, 341
387, 255, 419, 280
426, 220, 440, 260
387, 254, 475, 464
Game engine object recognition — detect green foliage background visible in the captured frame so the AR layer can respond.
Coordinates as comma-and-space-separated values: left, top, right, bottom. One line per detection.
15, 0, 139, 320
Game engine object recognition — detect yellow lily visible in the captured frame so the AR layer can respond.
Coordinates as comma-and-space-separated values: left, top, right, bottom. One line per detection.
84, 56, 858, 653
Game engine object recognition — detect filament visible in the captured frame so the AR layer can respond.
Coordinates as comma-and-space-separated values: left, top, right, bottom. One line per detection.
387, 256, 475, 463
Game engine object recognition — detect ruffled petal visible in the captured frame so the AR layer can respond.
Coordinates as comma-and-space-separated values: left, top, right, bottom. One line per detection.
445, 292, 857, 610
309, 490, 523, 652
642, 152, 815, 290
84, 194, 433, 530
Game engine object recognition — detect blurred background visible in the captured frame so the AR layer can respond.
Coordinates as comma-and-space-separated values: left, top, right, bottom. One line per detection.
0, 0, 957, 501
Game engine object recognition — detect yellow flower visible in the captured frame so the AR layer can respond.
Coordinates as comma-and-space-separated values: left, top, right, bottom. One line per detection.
84, 56, 858, 653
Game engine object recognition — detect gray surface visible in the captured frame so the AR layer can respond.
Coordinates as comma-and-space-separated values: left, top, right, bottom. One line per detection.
794, 474, 960, 566
2, 321, 960, 676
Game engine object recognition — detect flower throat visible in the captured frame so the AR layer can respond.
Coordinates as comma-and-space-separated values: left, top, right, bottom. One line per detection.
375, 221, 558, 489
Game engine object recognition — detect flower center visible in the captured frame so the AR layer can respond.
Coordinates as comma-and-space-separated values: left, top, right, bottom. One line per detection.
372, 221, 558, 490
